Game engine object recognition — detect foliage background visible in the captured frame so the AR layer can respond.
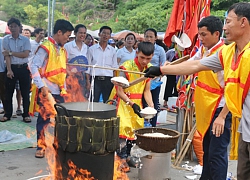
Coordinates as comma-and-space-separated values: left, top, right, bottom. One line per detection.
0, 0, 248, 33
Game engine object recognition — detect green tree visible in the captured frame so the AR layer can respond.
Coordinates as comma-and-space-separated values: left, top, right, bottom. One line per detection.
115, 2, 171, 33
1, 0, 28, 24
24, 4, 64, 30
211, 0, 247, 11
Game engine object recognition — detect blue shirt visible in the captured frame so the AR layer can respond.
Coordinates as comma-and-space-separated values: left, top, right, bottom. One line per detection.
116, 46, 136, 65
2, 34, 31, 65
0, 38, 6, 72
150, 44, 166, 67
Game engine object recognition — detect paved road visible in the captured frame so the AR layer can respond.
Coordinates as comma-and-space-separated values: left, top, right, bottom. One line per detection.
0, 82, 237, 180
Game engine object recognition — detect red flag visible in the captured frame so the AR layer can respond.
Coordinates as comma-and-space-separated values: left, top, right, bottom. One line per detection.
164, 0, 184, 47
189, 0, 211, 57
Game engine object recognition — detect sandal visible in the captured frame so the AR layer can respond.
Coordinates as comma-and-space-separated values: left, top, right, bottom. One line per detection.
35, 149, 45, 158
16, 109, 22, 116
0, 116, 10, 122
12, 114, 17, 118
127, 156, 139, 168
23, 117, 31, 123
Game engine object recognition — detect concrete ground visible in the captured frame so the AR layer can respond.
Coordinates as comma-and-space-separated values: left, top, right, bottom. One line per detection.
0, 77, 237, 180
0, 117, 238, 180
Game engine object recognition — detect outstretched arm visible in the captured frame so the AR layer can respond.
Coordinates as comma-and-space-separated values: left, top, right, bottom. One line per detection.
144, 52, 222, 77
161, 60, 210, 75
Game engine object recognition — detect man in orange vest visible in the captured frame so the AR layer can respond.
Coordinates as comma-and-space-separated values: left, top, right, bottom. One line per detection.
189, 16, 231, 180
144, 2, 250, 179
30, 19, 74, 158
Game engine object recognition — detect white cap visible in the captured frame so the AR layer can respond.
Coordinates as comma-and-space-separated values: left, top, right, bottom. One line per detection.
171, 33, 191, 51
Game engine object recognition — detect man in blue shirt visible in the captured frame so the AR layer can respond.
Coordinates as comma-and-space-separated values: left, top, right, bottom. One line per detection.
1, 18, 31, 123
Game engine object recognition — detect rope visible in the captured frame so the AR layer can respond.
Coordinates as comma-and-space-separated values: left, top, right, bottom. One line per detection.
88, 64, 96, 111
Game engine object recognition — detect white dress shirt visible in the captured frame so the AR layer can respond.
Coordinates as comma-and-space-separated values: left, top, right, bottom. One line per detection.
64, 40, 88, 60
87, 43, 118, 77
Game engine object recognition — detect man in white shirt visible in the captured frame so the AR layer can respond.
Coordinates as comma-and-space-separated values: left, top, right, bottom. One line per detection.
87, 26, 118, 103
29, 28, 44, 64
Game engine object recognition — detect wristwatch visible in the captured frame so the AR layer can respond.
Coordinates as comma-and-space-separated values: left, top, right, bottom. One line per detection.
9, 51, 12, 56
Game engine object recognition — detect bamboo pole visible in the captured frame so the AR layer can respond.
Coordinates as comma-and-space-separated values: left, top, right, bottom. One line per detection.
67, 64, 145, 75
174, 123, 196, 166
180, 109, 188, 150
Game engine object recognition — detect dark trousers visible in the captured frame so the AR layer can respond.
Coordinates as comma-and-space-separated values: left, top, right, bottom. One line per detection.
200, 107, 232, 180
164, 75, 178, 101
36, 93, 64, 150
4, 65, 31, 118
142, 86, 161, 127
237, 134, 250, 180
93, 76, 113, 103
0, 72, 6, 111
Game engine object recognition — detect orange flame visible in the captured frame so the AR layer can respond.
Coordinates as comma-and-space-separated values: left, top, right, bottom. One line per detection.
64, 74, 87, 102
38, 92, 57, 120
67, 160, 95, 180
43, 125, 62, 180
113, 155, 129, 180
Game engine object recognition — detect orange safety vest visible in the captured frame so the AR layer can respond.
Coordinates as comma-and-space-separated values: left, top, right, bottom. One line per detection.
195, 41, 225, 137
109, 57, 151, 140
29, 37, 67, 115
40, 37, 67, 95
218, 42, 250, 118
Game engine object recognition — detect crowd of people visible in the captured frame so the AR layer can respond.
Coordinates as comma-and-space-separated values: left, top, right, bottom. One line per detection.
0, 2, 250, 179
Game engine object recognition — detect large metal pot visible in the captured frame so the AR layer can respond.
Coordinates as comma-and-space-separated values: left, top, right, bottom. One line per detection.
138, 152, 171, 180
53, 101, 118, 180
54, 101, 116, 118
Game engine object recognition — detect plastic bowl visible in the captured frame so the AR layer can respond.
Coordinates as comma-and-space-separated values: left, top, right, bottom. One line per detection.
140, 112, 157, 119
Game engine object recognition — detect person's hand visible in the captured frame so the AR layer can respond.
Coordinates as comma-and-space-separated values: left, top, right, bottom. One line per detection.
132, 103, 142, 118
86, 81, 91, 90
2, 50, 10, 56
212, 116, 225, 137
7, 70, 14, 79
40, 86, 50, 97
144, 66, 162, 78
71, 67, 77, 73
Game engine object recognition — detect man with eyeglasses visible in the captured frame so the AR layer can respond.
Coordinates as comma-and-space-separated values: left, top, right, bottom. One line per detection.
1, 17, 31, 123
87, 26, 118, 103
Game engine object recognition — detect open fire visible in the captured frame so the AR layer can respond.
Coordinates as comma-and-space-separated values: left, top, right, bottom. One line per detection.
35, 77, 130, 180
38, 123, 129, 180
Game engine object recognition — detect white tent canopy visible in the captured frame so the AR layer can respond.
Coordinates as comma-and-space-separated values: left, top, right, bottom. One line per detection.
0, 20, 34, 34
87, 29, 99, 39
